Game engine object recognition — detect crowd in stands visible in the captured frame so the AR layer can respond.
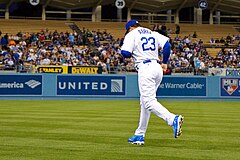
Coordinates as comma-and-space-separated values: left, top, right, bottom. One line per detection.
209, 34, 240, 44
167, 34, 240, 75
0, 28, 130, 73
0, 24, 240, 75
152, 24, 240, 75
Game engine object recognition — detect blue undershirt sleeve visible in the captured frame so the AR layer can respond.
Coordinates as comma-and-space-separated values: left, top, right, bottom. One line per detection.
121, 50, 132, 58
162, 41, 171, 64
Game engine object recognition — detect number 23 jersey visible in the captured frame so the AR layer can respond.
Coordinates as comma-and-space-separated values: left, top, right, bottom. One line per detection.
121, 27, 169, 64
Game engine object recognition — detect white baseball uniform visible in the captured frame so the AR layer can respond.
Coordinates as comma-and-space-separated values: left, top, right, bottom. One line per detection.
121, 27, 176, 137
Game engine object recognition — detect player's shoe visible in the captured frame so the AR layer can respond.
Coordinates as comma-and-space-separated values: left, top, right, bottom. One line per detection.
128, 135, 144, 145
172, 115, 184, 138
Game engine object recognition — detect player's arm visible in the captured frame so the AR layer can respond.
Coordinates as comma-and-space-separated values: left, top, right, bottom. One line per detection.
161, 41, 171, 72
120, 33, 134, 58
162, 41, 171, 64
155, 32, 171, 63
121, 50, 131, 58
154, 32, 171, 71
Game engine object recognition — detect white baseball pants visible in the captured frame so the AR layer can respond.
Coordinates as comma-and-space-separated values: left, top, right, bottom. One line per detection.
134, 61, 175, 137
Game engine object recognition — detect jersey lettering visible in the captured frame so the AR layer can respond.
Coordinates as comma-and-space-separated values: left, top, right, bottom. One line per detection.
138, 29, 152, 34
141, 37, 156, 51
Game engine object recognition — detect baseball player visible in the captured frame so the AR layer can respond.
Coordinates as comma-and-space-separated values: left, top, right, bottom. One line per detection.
121, 20, 184, 145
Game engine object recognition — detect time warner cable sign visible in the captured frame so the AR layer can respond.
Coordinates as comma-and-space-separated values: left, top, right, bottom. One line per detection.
157, 77, 207, 97
0, 75, 42, 95
57, 75, 125, 96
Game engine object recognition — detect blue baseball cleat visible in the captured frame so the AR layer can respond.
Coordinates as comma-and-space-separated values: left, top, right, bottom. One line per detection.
128, 135, 144, 145
172, 115, 184, 138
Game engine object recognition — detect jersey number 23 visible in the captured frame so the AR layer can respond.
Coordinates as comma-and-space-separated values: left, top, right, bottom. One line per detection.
141, 37, 156, 51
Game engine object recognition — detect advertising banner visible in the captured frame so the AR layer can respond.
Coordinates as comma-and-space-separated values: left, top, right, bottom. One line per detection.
208, 68, 240, 77
208, 68, 226, 76
220, 78, 240, 97
57, 75, 125, 96
36, 65, 68, 74
157, 77, 207, 97
68, 66, 102, 74
0, 75, 42, 95
225, 68, 240, 76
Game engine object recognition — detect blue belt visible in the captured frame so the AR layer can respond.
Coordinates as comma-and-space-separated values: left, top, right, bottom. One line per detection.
143, 59, 160, 64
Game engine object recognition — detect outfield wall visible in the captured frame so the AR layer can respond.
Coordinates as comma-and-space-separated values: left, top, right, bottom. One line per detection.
0, 73, 239, 100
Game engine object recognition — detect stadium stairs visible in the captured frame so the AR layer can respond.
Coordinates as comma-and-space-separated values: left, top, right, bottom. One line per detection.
65, 22, 82, 35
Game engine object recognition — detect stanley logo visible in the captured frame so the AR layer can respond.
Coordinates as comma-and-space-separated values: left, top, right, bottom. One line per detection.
38, 67, 63, 73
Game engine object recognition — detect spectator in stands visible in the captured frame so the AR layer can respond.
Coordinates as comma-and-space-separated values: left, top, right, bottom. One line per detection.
226, 34, 232, 44
1, 33, 8, 46
199, 59, 206, 75
153, 23, 168, 37
97, 60, 107, 73
192, 31, 197, 38
215, 38, 220, 43
0, 49, 3, 64
16, 56, 25, 72
220, 37, 225, 43
175, 24, 180, 34
231, 35, 236, 44
40, 55, 51, 65
194, 57, 201, 75
189, 53, 195, 72
153, 24, 158, 31
9, 39, 16, 46
235, 35, 240, 40
184, 36, 191, 46
210, 37, 215, 44
160, 23, 167, 36
198, 39, 203, 45
174, 35, 182, 41
68, 33, 75, 45
93, 35, 100, 47
4, 55, 15, 70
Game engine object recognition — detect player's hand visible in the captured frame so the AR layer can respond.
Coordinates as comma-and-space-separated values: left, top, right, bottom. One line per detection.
161, 63, 168, 72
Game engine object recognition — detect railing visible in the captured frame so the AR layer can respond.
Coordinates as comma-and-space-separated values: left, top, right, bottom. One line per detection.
0, 16, 239, 24
0, 64, 208, 75
2, 64, 240, 77
0, 64, 33, 73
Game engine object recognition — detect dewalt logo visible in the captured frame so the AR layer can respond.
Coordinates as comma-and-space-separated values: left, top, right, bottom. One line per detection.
71, 67, 99, 74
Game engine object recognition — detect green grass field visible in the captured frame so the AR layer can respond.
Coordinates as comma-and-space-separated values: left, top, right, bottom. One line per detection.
0, 100, 240, 160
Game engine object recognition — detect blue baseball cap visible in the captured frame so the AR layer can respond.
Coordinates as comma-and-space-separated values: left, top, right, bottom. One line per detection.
125, 20, 140, 31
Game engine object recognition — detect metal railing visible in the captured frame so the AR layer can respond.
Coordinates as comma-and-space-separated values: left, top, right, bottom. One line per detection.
0, 65, 33, 73
0, 16, 239, 24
